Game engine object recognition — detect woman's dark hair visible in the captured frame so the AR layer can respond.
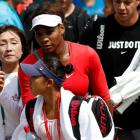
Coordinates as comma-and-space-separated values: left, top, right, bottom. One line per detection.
43, 54, 65, 89
0, 25, 30, 62
33, 1, 65, 22
30, 1, 65, 50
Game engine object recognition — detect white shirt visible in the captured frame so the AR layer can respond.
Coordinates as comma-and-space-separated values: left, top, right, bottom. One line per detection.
37, 119, 62, 140
0, 72, 22, 140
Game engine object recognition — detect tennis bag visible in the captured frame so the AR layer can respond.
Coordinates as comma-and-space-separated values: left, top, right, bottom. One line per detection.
25, 95, 114, 139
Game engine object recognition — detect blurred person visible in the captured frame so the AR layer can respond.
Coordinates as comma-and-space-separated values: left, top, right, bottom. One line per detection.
0, 0, 24, 32
103, 0, 114, 16
16, 0, 33, 15
20, 0, 42, 50
58, 0, 90, 42
85, 0, 95, 6
80, 0, 140, 132
73, 0, 105, 16
18, 2, 113, 114
0, 25, 29, 140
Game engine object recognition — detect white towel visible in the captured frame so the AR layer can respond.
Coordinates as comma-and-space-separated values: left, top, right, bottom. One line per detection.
110, 47, 140, 113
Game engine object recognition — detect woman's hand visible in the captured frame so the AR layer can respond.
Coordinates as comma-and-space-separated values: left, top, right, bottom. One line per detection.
0, 71, 5, 93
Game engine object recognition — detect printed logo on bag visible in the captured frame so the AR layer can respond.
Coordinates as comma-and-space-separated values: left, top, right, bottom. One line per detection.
99, 101, 107, 136
70, 100, 80, 126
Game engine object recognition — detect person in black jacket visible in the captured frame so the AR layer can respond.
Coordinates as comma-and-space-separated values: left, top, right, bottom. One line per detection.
80, 0, 140, 135
58, 0, 90, 42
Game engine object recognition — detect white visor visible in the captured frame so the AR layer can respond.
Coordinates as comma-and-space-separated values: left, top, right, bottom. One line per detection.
31, 14, 62, 29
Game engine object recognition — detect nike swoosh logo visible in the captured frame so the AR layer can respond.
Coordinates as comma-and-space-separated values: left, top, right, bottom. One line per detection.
66, 73, 73, 78
121, 51, 127, 54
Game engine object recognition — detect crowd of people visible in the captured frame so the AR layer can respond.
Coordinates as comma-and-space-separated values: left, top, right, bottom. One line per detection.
0, 0, 140, 140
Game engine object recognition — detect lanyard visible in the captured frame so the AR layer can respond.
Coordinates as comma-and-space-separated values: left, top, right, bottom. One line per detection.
0, 105, 5, 125
33, 50, 41, 60
43, 93, 61, 140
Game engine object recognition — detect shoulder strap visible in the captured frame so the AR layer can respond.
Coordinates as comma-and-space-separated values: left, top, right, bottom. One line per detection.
25, 98, 37, 132
33, 50, 40, 60
69, 96, 83, 140
17, 81, 21, 98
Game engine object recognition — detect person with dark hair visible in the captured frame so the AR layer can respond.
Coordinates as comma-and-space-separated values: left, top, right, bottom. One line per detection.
12, 55, 114, 140
0, 25, 29, 140
58, 0, 90, 42
21, 0, 89, 48
18, 2, 113, 113
80, 0, 140, 89
20, 0, 42, 47
74, 0, 105, 16
80, 0, 140, 134
103, 0, 114, 16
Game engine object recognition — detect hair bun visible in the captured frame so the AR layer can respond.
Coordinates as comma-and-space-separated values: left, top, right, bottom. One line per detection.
64, 64, 74, 74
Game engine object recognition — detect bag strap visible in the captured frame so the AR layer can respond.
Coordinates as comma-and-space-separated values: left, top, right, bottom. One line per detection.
69, 96, 83, 140
17, 80, 21, 98
33, 50, 40, 60
25, 98, 37, 132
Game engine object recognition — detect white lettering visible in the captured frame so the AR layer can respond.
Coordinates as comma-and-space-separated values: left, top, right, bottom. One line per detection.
97, 25, 105, 49
108, 41, 140, 49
